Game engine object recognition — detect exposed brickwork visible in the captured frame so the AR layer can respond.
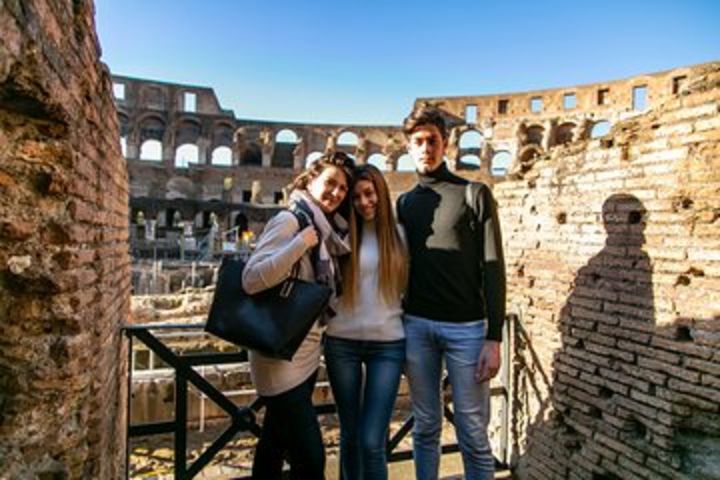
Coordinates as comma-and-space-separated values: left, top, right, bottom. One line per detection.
0, 1, 129, 477
495, 63, 720, 479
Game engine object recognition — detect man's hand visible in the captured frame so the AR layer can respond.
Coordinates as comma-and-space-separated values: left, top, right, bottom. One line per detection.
475, 340, 501, 383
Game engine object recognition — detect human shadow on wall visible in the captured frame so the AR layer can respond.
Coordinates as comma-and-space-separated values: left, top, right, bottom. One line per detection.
520, 193, 654, 480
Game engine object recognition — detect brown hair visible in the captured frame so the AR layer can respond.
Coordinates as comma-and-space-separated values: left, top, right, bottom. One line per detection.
402, 107, 448, 139
342, 164, 408, 308
290, 151, 356, 217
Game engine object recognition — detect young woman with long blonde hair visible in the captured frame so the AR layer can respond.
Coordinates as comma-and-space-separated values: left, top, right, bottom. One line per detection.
324, 164, 408, 480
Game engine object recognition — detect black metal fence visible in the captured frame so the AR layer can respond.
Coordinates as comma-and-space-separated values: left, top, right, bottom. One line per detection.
123, 317, 514, 479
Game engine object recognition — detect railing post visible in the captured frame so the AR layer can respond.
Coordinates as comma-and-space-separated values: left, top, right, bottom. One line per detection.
175, 375, 187, 479
125, 333, 133, 479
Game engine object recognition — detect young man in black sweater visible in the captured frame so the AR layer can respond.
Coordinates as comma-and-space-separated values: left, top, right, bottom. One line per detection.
397, 108, 506, 480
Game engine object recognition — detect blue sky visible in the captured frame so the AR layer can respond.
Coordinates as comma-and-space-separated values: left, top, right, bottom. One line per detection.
95, 0, 720, 125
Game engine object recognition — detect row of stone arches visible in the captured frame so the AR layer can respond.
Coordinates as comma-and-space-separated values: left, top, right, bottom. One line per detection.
302, 150, 513, 176
125, 140, 234, 167
275, 129, 360, 146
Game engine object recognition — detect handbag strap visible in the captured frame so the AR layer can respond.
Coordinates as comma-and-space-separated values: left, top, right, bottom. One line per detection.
287, 204, 321, 280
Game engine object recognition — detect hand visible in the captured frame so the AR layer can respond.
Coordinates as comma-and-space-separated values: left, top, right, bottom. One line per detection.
298, 226, 319, 249
475, 340, 501, 383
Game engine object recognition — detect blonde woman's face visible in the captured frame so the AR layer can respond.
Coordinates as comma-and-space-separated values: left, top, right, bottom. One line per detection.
307, 166, 349, 213
353, 179, 378, 221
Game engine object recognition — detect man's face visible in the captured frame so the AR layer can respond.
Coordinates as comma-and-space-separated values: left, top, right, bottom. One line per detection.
407, 124, 447, 174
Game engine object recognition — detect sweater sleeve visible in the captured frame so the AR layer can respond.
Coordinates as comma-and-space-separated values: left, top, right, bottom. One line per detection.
242, 211, 310, 294
477, 184, 506, 342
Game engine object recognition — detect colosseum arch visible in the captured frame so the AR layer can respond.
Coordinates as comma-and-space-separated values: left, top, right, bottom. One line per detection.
175, 117, 202, 145
275, 128, 299, 144
591, 120, 611, 138
526, 124, 545, 146
138, 115, 165, 161
367, 153, 388, 171
273, 128, 299, 168
459, 129, 483, 150
396, 153, 415, 172
240, 142, 262, 166
491, 150, 512, 176
337, 130, 359, 146
555, 122, 577, 145
516, 144, 543, 173
211, 122, 234, 166
175, 143, 199, 168
166, 176, 197, 200
305, 151, 323, 167
458, 154, 481, 169
174, 118, 202, 167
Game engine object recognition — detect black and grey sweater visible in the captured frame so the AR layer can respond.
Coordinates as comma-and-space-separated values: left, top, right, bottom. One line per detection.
396, 163, 506, 341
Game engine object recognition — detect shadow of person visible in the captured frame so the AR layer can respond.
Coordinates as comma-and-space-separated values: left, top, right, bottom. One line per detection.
521, 193, 655, 479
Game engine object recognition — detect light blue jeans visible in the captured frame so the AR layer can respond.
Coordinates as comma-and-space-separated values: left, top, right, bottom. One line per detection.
404, 314, 494, 480
324, 335, 406, 480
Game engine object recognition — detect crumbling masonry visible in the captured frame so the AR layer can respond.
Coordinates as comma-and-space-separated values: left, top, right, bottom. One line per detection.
1, 1, 719, 478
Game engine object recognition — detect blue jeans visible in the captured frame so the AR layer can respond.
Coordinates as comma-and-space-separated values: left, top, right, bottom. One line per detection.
324, 335, 406, 480
404, 314, 494, 480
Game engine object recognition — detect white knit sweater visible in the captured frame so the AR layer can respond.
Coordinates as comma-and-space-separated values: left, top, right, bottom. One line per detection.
327, 222, 405, 342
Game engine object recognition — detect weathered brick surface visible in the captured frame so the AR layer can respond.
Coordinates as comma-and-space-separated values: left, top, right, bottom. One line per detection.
500, 63, 720, 479
0, 1, 129, 478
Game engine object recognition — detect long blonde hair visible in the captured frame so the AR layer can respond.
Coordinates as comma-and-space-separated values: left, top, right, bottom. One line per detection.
342, 165, 408, 308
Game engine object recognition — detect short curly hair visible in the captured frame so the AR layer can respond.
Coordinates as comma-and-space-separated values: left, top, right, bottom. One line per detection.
402, 107, 448, 139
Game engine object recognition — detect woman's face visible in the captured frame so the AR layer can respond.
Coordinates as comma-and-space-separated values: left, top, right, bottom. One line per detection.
353, 179, 378, 221
306, 166, 349, 214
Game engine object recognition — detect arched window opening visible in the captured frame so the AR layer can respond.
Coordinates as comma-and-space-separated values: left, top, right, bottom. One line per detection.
337, 131, 358, 146
459, 130, 483, 149
275, 129, 298, 144
140, 140, 162, 161
491, 151, 511, 176
305, 151, 323, 167
367, 153, 388, 171
459, 154, 481, 169
591, 120, 611, 138
211, 146, 232, 166
396, 154, 415, 172
555, 123, 576, 145
526, 125, 544, 145
175, 143, 199, 168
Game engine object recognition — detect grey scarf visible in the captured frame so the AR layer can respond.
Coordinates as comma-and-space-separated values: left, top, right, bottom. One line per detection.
289, 190, 351, 319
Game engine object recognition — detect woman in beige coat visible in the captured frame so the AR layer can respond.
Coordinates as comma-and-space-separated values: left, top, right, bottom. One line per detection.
242, 151, 355, 479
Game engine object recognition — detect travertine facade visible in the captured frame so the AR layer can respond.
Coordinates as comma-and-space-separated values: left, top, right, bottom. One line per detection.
0, 1, 129, 478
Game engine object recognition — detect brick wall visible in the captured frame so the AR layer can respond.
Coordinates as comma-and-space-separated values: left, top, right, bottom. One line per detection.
495, 63, 720, 479
0, 1, 129, 477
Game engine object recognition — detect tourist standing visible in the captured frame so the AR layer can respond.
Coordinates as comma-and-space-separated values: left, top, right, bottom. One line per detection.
397, 108, 506, 480
325, 164, 408, 480
242, 152, 355, 479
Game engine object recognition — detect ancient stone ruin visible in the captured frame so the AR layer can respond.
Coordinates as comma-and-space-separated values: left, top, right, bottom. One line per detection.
1, 1, 719, 478
0, 1, 129, 478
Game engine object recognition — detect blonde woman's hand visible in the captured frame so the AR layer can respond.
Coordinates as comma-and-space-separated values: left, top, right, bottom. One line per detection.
298, 226, 319, 249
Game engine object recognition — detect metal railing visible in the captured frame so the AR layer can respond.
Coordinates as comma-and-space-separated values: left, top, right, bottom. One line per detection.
123, 317, 514, 479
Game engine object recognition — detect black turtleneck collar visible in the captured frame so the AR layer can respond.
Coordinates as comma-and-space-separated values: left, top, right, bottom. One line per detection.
417, 162, 466, 187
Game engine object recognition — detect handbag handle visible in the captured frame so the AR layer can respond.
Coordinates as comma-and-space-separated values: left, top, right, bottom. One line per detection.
286, 204, 321, 281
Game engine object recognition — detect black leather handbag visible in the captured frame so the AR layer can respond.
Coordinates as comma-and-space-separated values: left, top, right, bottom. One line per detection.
205, 210, 331, 360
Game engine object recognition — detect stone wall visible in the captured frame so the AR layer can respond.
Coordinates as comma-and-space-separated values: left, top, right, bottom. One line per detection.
0, 1, 129, 478
495, 63, 720, 479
